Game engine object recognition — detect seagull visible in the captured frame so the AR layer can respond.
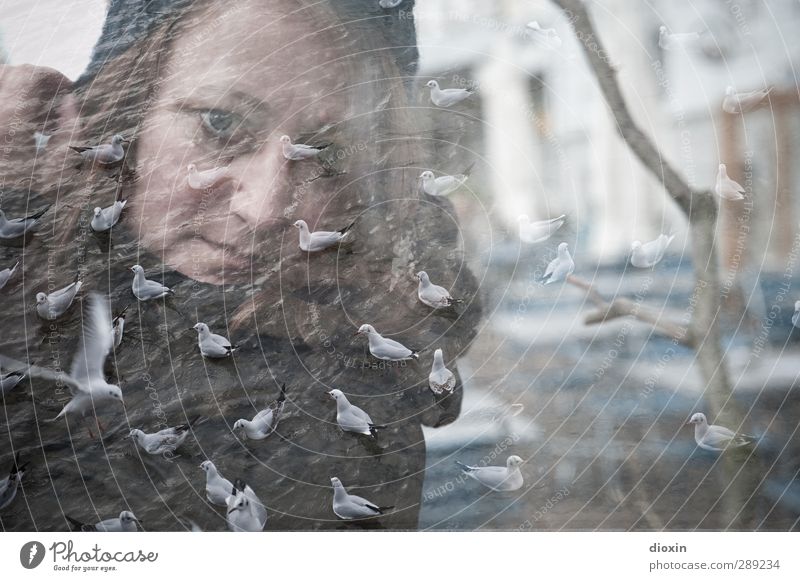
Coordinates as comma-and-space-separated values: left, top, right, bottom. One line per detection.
112, 305, 129, 350
193, 322, 236, 358
425, 80, 473, 108
280, 135, 328, 160
0, 452, 27, 510
36, 277, 82, 320
200, 460, 234, 506
292, 219, 354, 252
687, 412, 755, 452
69, 134, 128, 165
526, 21, 562, 49
428, 348, 455, 396
723, 86, 772, 114
33, 131, 51, 152
328, 389, 384, 438
0, 367, 25, 396
658, 26, 700, 51
0, 206, 49, 239
541, 242, 575, 285
0, 260, 19, 290
330, 477, 393, 520
378, 0, 403, 8
130, 265, 173, 301
233, 384, 287, 440
90, 200, 127, 232
518, 214, 566, 244
186, 163, 231, 190
226, 479, 267, 532
355, 324, 419, 361
129, 416, 200, 456
418, 169, 470, 197
416, 271, 462, 308
715, 163, 745, 200
456, 455, 525, 492
792, 301, 800, 328
630, 233, 675, 268
66, 511, 140, 532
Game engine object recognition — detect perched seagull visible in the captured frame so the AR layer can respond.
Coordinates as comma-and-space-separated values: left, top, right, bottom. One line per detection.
687, 412, 755, 452
112, 305, 129, 350
0, 260, 19, 290
233, 384, 287, 440
658, 26, 700, 51
419, 169, 470, 197
91, 199, 127, 232
193, 322, 237, 358
541, 242, 575, 285
722, 86, 772, 114
0, 367, 25, 396
792, 301, 800, 328
280, 135, 328, 161
355, 324, 419, 361
292, 219, 354, 252
526, 21, 562, 49
378, 0, 403, 8
330, 477, 392, 520
129, 417, 200, 456
69, 134, 128, 165
425, 80, 473, 108
36, 278, 82, 320
715, 163, 745, 201
200, 460, 234, 507
456, 455, 524, 492
518, 214, 566, 244
66, 511, 140, 532
0, 206, 49, 239
186, 163, 231, 190
226, 479, 267, 532
328, 389, 383, 438
630, 233, 675, 268
33, 131, 51, 152
416, 271, 461, 308
0, 452, 27, 510
130, 265, 173, 301
428, 348, 456, 396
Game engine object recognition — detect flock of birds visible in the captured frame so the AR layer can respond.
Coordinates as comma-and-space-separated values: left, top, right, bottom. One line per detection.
0, 5, 778, 531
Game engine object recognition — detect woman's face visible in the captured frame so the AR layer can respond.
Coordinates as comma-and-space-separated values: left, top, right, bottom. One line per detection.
132, 0, 351, 284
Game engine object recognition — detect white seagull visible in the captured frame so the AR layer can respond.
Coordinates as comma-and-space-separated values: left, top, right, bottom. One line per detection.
226, 479, 268, 532
112, 306, 129, 350
328, 389, 383, 438
233, 384, 287, 440
378, 0, 403, 8
186, 163, 231, 190
69, 134, 128, 164
687, 412, 755, 452
428, 348, 455, 396
36, 278, 82, 320
541, 242, 575, 285
66, 511, 140, 532
355, 324, 418, 361
0, 260, 19, 290
0, 452, 27, 510
419, 169, 470, 197
292, 219, 354, 252
193, 322, 236, 358
416, 271, 461, 308
91, 200, 127, 232
792, 301, 800, 328
129, 417, 200, 456
425, 80, 473, 108
715, 163, 745, 200
518, 214, 566, 244
280, 135, 328, 160
0, 206, 49, 239
330, 477, 392, 520
722, 86, 772, 114
456, 455, 525, 492
630, 233, 675, 268
200, 460, 234, 507
130, 265, 173, 301
658, 26, 700, 51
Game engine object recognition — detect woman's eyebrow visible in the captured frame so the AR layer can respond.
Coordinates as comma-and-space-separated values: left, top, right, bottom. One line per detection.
178, 85, 271, 114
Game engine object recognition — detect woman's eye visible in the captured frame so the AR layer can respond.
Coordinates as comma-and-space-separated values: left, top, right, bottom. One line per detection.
199, 109, 239, 137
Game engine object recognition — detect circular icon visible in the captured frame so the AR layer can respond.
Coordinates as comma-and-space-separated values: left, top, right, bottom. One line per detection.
19, 541, 46, 569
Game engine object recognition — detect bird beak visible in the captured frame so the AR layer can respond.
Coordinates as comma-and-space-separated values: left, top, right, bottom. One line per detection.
685, 420, 693, 425
353, 330, 360, 336
121, 138, 131, 144
327, 391, 335, 399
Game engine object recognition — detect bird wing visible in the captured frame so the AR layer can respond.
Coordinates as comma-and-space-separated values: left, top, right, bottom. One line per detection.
70, 294, 113, 389
210, 333, 231, 347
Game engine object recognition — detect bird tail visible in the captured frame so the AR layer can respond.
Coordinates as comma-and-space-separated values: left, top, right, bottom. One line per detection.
114, 304, 130, 321
68, 146, 90, 154
65, 515, 87, 531
9, 261, 19, 276
446, 297, 464, 306
26, 205, 51, 221
461, 161, 476, 177
455, 460, 473, 472
277, 383, 288, 403
377, 505, 394, 513
338, 220, 357, 235
409, 350, 420, 360
368, 424, 387, 437
178, 415, 203, 432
